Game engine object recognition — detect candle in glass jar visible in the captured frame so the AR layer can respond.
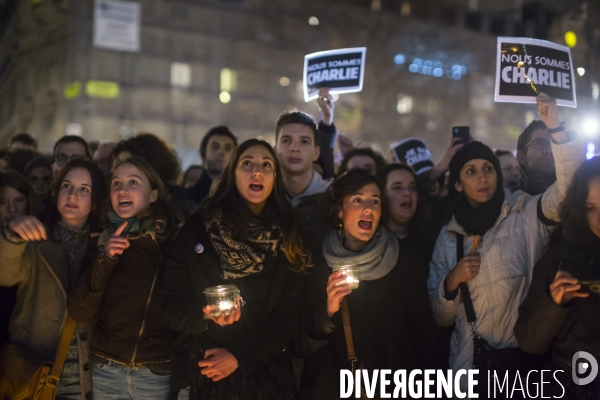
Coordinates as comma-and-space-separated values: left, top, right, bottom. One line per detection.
204, 284, 243, 317
333, 266, 360, 289
218, 300, 234, 315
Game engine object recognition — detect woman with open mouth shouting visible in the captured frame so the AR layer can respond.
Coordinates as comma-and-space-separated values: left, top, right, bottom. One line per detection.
68, 156, 180, 400
0, 159, 106, 400
296, 168, 437, 399
161, 138, 310, 400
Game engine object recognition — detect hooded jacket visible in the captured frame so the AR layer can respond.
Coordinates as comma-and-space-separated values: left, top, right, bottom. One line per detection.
287, 171, 332, 208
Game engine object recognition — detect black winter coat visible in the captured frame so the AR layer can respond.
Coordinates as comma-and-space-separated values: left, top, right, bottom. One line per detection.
296, 192, 336, 251
295, 237, 438, 400
515, 239, 600, 399
160, 212, 304, 398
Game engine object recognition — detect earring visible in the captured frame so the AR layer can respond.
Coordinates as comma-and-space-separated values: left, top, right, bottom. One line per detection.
338, 222, 345, 241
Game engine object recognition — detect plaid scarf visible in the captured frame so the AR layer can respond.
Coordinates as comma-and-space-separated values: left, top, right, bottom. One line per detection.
205, 211, 282, 279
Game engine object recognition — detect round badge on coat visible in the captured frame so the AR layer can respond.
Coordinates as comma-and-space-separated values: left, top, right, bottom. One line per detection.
195, 243, 204, 254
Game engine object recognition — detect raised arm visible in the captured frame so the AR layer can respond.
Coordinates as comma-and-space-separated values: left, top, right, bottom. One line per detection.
316, 88, 337, 180
536, 92, 585, 222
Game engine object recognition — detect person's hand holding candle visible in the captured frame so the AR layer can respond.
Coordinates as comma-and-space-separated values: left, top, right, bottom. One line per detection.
326, 271, 353, 318
202, 302, 241, 326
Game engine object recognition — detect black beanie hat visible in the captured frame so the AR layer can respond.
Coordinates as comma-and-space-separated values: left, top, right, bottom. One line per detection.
449, 141, 503, 192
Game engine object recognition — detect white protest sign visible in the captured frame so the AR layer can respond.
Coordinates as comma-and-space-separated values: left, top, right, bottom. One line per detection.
94, 0, 141, 53
495, 37, 576, 107
303, 48, 367, 102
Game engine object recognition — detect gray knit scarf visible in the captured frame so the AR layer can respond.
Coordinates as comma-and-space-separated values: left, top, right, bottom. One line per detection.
322, 227, 399, 281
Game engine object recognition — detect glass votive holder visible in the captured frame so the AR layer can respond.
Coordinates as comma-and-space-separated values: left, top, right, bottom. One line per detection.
332, 266, 360, 289
203, 284, 245, 317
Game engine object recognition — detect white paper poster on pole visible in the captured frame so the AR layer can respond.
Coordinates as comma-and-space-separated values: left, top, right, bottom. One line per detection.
303, 48, 367, 102
94, 0, 141, 53
494, 37, 576, 107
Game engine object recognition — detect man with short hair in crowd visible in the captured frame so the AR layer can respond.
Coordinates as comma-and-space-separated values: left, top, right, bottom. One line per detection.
93, 140, 116, 177
51, 135, 92, 176
517, 120, 557, 195
495, 149, 521, 192
275, 89, 337, 250
10, 132, 37, 151
172, 126, 237, 204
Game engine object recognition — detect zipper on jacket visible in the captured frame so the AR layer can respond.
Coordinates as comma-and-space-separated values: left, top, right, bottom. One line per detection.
130, 241, 162, 364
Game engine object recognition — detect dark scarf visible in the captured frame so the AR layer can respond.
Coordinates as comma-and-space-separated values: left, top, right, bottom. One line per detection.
205, 210, 282, 280
454, 187, 506, 236
107, 212, 157, 236
57, 220, 89, 289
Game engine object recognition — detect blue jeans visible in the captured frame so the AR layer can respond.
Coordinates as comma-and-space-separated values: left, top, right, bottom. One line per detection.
92, 360, 170, 400
55, 333, 81, 400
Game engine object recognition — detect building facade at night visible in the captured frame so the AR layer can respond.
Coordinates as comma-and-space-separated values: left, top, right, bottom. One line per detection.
0, 0, 597, 163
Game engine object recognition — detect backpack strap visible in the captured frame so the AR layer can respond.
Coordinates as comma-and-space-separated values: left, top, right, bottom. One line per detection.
340, 297, 358, 372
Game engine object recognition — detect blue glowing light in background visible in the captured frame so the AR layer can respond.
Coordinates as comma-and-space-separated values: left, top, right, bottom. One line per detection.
400, 56, 467, 80
587, 142, 596, 160
394, 54, 406, 65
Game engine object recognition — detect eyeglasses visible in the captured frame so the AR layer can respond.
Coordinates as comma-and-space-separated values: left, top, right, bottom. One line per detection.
523, 139, 551, 151
501, 165, 518, 174
53, 154, 86, 167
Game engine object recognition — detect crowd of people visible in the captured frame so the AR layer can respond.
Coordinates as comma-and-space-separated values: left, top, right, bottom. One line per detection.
0, 88, 598, 400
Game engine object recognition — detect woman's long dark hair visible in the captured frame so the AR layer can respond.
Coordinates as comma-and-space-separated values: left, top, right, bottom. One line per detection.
47, 158, 107, 233
378, 163, 436, 241
0, 170, 44, 218
330, 168, 390, 226
559, 156, 600, 247
109, 155, 181, 242
202, 138, 310, 273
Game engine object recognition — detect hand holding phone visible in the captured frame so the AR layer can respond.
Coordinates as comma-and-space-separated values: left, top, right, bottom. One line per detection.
452, 126, 471, 145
